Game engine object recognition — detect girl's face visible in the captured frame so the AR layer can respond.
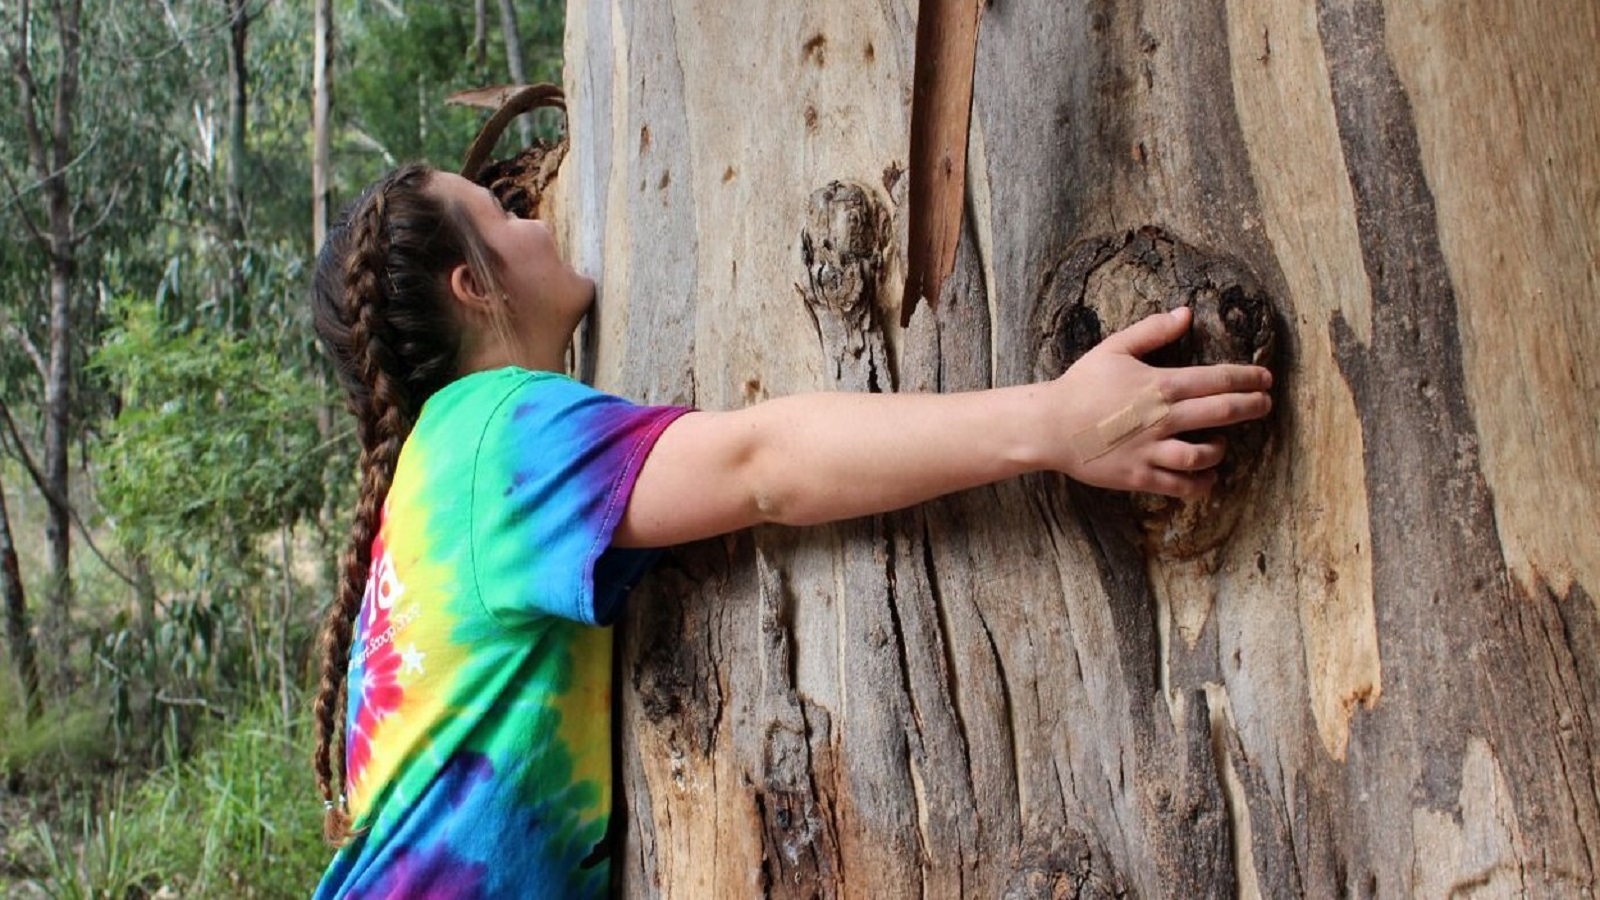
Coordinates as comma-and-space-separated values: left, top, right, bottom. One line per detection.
430, 172, 594, 365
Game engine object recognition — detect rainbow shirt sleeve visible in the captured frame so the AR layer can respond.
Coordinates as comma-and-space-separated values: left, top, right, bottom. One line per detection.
314, 368, 689, 900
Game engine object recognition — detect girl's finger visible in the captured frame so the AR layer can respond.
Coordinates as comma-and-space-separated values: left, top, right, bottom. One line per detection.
1148, 437, 1225, 472
1098, 308, 1191, 358
1165, 391, 1273, 433
1159, 363, 1272, 402
1135, 466, 1218, 500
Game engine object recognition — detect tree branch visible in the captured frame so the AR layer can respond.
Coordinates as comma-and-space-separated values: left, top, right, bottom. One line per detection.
2, 320, 48, 382
0, 398, 137, 589
154, 691, 229, 718
71, 172, 127, 244
0, 160, 49, 246
9, 0, 53, 192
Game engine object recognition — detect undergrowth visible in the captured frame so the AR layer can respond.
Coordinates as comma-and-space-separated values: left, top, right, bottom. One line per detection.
3, 701, 326, 899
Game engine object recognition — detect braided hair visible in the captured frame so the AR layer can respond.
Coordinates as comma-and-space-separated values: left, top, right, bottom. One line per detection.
310, 163, 499, 844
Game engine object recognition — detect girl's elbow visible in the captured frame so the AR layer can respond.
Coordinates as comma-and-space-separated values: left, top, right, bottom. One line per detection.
744, 464, 816, 528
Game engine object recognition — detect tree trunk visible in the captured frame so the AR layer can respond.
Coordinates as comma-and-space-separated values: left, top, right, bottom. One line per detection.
41, 252, 73, 694
473, 0, 489, 75
0, 471, 42, 723
496, 0, 532, 147
560, 0, 1600, 895
226, 0, 251, 330
10, 0, 84, 695
312, 0, 333, 251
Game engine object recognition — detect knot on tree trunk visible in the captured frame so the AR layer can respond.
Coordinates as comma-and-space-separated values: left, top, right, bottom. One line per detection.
1033, 226, 1281, 559
798, 181, 894, 391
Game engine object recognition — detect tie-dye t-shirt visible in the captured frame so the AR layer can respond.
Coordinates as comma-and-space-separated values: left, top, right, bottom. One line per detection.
314, 368, 688, 900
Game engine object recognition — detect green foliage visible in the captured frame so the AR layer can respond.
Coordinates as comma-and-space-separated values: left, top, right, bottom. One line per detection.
92, 297, 331, 567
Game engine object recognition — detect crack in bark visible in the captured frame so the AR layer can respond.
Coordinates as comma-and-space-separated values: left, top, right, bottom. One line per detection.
974, 595, 1024, 836
752, 548, 843, 894
880, 525, 933, 875
1553, 583, 1600, 875
920, 512, 978, 804
1522, 582, 1600, 880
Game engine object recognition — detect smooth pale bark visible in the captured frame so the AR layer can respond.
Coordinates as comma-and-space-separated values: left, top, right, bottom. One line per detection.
558, 0, 1600, 895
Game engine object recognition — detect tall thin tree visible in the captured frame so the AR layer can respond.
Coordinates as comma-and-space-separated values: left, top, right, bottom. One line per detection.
497, 0, 532, 146
312, 0, 332, 250
6, 0, 84, 694
226, 0, 253, 329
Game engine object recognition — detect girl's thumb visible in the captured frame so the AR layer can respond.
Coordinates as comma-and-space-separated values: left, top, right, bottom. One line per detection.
1101, 307, 1190, 357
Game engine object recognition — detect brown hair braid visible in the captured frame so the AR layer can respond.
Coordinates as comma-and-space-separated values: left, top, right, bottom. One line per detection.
309, 163, 500, 844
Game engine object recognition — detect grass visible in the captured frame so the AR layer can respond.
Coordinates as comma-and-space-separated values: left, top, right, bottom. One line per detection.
3, 701, 329, 899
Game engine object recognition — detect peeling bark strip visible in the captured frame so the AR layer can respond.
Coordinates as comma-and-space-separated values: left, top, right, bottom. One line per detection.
1319, 0, 1600, 892
903, 0, 983, 326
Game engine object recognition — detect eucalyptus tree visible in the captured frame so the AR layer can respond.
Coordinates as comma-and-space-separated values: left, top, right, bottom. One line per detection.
4, 0, 99, 693
559, 1, 1600, 895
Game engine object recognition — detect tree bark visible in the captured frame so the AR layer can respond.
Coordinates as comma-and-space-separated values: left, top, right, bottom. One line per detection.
560, 0, 1600, 895
473, 0, 489, 75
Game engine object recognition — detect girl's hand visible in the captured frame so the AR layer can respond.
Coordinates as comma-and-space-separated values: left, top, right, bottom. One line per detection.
1045, 307, 1273, 499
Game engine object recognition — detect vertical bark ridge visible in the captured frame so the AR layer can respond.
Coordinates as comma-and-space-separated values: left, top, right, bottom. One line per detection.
1319, 0, 1600, 891
752, 548, 843, 895
918, 514, 972, 785
1074, 493, 1233, 895
621, 0, 699, 405
1218, 713, 1306, 898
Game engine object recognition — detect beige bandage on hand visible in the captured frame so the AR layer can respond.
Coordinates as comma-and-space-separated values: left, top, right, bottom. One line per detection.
1071, 386, 1172, 465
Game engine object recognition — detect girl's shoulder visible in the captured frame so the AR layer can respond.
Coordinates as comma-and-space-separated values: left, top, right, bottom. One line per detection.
422, 366, 589, 420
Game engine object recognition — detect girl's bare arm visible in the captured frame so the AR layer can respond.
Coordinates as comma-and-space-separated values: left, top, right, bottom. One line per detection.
613, 308, 1271, 549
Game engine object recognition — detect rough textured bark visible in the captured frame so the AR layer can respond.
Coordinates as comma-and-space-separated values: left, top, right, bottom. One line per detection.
558, 0, 1600, 895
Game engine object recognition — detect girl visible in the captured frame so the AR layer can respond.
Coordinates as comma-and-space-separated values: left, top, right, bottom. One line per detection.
309, 163, 1272, 898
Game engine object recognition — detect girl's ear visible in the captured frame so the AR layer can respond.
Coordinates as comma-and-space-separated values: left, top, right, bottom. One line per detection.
447, 263, 495, 314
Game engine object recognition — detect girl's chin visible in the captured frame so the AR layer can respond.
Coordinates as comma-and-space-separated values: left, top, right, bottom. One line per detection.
574, 275, 598, 308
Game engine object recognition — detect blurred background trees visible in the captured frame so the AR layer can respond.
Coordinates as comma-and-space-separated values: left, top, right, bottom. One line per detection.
0, 0, 560, 894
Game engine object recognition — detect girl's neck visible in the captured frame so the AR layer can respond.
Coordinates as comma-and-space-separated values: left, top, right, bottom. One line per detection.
457, 337, 570, 377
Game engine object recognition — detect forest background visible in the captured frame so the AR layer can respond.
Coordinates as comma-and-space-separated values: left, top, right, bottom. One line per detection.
0, 0, 563, 895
